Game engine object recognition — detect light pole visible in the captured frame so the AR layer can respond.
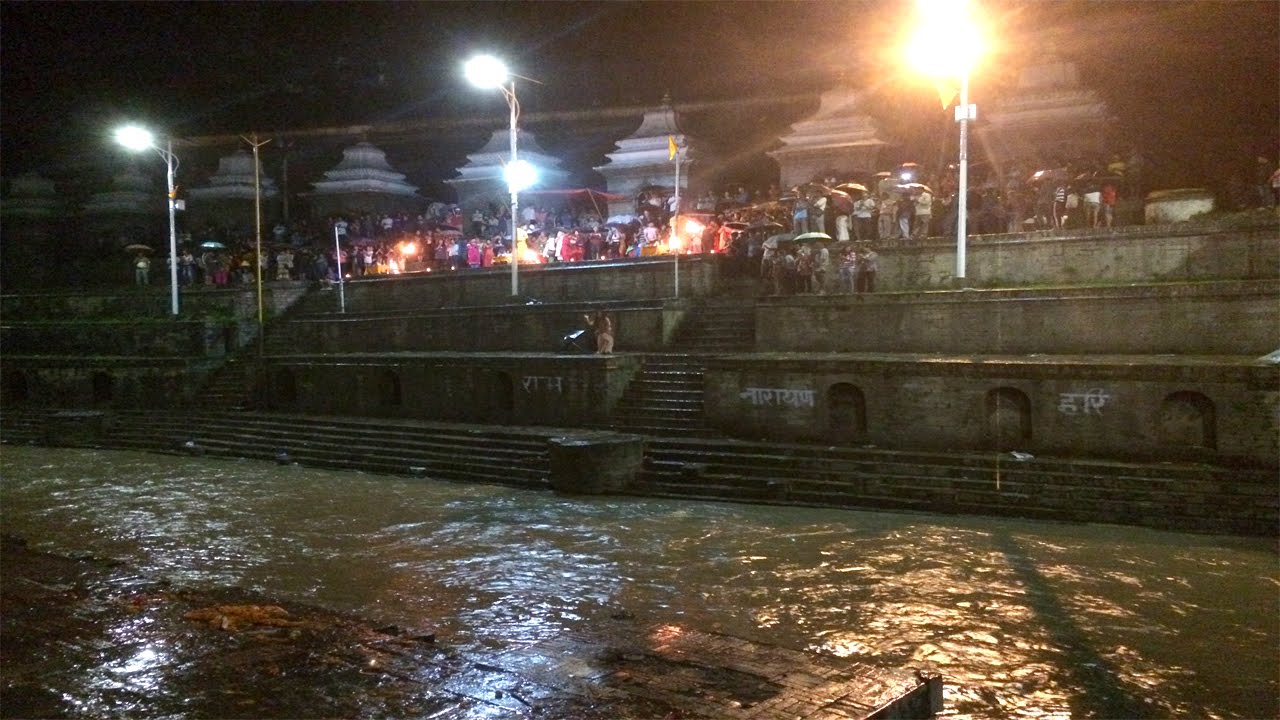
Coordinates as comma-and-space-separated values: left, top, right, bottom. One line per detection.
464, 54, 539, 297
115, 125, 180, 315
243, 133, 272, 355
907, 0, 983, 283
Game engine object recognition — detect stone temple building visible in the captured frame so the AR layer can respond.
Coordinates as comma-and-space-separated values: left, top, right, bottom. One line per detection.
974, 56, 1114, 170
303, 141, 422, 218
768, 86, 891, 189
594, 95, 707, 219
80, 165, 164, 240
447, 129, 567, 215
187, 149, 280, 229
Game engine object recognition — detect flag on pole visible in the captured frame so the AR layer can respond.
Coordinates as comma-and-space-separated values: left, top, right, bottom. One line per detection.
668, 135, 678, 162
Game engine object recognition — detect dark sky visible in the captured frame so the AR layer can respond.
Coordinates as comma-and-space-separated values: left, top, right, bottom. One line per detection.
2, 1, 1277, 195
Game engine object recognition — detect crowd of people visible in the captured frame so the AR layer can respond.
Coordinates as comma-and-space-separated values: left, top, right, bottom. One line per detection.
123, 147, 1277, 293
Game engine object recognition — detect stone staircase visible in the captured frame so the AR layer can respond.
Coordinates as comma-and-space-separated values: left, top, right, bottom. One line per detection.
197, 358, 255, 410
607, 299, 756, 435
635, 437, 1277, 536
671, 298, 756, 352
610, 355, 712, 435
1, 409, 552, 490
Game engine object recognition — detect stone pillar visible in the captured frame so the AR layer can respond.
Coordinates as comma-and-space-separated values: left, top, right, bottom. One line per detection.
547, 433, 645, 494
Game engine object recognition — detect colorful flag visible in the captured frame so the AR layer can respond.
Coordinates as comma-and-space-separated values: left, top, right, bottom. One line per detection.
668, 135, 678, 161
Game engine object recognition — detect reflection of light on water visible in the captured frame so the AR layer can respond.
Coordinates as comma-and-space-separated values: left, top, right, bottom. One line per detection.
115, 647, 162, 675
1, 447, 1277, 720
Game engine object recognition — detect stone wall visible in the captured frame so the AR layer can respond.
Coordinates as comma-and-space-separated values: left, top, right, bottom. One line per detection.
280, 301, 684, 354
756, 280, 1278, 355
268, 353, 642, 427
0, 357, 207, 408
704, 356, 1279, 466
876, 222, 1278, 290
334, 257, 717, 312
3, 320, 237, 357
0, 283, 308, 321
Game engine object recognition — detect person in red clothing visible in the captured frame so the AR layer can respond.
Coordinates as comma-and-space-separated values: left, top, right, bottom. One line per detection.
1100, 182, 1118, 228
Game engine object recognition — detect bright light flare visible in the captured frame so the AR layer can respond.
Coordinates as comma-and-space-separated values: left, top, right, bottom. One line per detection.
399, 241, 418, 257
114, 125, 156, 152
464, 54, 509, 89
683, 219, 705, 236
520, 247, 540, 264
907, 0, 983, 77
505, 159, 538, 193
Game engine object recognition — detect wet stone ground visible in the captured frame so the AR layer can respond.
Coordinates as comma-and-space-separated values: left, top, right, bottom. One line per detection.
0, 535, 933, 719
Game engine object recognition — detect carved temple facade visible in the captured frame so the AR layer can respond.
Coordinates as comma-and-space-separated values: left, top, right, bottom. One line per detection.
974, 56, 1114, 169
594, 96, 711, 218
446, 129, 568, 214
768, 87, 891, 189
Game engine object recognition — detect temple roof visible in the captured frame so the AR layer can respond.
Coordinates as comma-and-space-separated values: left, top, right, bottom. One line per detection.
447, 129, 567, 185
82, 166, 159, 216
310, 142, 419, 197
189, 149, 279, 200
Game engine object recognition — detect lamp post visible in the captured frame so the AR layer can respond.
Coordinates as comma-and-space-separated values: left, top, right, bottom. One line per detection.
465, 54, 538, 297
243, 133, 272, 355
907, 0, 982, 284
115, 125, 180, 315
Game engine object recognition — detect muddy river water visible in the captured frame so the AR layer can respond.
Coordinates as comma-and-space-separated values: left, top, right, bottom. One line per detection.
1, 446, 1275, 719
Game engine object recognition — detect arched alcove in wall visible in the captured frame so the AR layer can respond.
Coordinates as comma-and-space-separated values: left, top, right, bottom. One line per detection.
827, 382, 867, 441
91, 372, 114, 405
985, 387, 1031, 450
1157, 391, 1217, 451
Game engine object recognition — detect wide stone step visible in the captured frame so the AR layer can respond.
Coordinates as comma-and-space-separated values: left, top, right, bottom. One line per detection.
119, 417, 551, 455
109, 426, 549, 469
620, 386, 705, 399
645, 442, 1273, 487
185, 442, 548, 489
129, 409, 552, 438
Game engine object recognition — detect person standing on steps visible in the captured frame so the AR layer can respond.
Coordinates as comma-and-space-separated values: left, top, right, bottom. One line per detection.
591, 311, 614, 354
856, 246, 878, 294
134, 253, 150, 286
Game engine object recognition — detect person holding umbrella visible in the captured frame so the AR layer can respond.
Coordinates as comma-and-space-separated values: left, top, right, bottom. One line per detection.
132, 251, 150, 286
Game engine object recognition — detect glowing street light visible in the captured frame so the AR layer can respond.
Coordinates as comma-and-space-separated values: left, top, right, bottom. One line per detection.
504, 159, 539, 194
114, 124, 181, 315
908, 0, 984, 283
465, 53, 539, 297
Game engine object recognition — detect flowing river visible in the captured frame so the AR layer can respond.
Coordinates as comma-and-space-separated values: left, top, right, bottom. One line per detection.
1, 445, 1275, 719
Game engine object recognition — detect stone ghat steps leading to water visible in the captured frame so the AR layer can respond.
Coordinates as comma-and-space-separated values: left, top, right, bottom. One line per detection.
3, 410, 552, 491
4, 409, 1274, 535
635, 438, 1278, 536
609, 355, 713, 435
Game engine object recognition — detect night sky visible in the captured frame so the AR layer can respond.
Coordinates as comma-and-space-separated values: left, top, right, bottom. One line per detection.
2, 1, 1277, 196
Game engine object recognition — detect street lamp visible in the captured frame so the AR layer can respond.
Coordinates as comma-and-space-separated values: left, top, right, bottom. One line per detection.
115, 125, 181, 315
908, 0, 983, 283
465, 54, 537, 297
